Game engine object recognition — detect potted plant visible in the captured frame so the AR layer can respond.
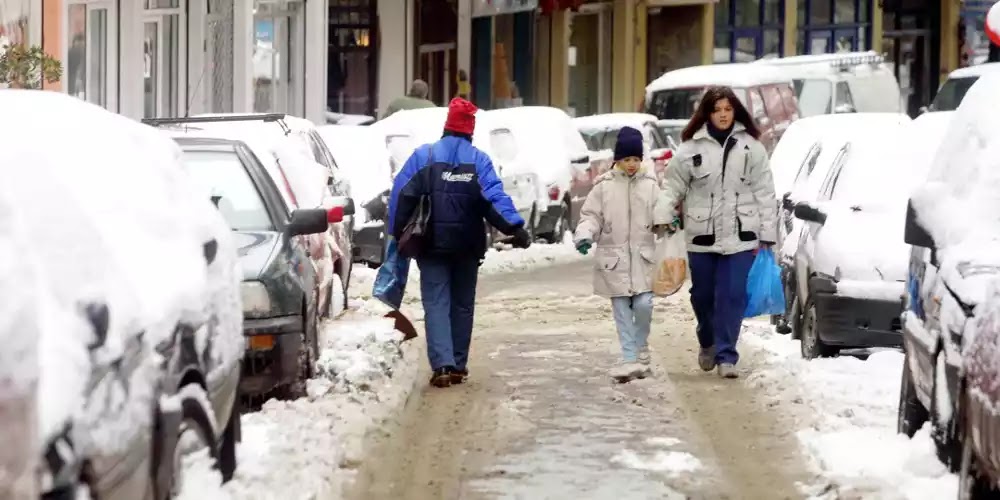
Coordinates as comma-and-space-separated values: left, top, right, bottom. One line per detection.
0, 42, 62, 89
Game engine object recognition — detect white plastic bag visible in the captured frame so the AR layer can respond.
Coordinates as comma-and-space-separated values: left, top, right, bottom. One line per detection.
652, 231, 688, 297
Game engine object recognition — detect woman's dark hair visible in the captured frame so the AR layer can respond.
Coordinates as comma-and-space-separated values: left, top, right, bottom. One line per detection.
681, 86, 761, 142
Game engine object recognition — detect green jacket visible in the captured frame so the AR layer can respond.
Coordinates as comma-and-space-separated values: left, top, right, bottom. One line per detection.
383, 96, 436, 118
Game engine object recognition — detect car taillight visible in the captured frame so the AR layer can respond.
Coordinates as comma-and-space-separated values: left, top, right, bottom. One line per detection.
548, 185, 560, 201
659, 150, 673, 161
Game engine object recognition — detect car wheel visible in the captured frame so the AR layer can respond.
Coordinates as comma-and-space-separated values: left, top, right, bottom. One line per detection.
932, 353, 961, 471
527, 204, 537, 242
544, 200, 570, 244
167, 385, 217, 498
789, 295, 803, 340
898, 352, 929, 437
219, 395, 240, 483
282, 303, 318, 400
958, 413, 997, 500
800, 300, 837, 359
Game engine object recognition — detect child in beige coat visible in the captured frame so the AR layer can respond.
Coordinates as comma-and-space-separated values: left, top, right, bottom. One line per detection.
573, 127, 661, 382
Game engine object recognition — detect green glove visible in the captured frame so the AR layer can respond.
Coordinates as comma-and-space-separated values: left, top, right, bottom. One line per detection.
576, 240, 592, 255
666, 215, 681, 234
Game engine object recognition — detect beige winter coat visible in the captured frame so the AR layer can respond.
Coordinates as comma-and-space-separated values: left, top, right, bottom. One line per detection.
574, 167, 659, 298
654, 123, 778, 255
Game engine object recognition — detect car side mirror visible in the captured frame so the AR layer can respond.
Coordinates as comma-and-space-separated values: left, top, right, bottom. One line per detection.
330, 196, 356, 216
288, 208, 330, 236
904, 199, 934, 248
781, 192, 794, 211
650, 148, 673, 162
793, 202, 827, 225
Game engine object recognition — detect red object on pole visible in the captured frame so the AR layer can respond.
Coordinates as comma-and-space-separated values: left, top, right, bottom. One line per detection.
987, 2, 1000, 46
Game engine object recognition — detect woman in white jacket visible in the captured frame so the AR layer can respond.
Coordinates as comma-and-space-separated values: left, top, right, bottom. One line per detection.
655, 86, 778, 379
573, 127, 660, 382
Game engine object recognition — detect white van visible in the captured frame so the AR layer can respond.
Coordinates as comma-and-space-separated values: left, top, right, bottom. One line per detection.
757, 51, 902, 116
925, 62, 1000, 112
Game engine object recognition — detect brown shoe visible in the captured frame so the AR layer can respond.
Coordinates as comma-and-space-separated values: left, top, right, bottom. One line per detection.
430, 367, 452, 388
450, 368, 469, 384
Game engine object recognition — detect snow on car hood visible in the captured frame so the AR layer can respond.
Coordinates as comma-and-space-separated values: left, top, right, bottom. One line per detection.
0, 91, 240, 450
316, 125, 392, 204
813, 205, 910, 283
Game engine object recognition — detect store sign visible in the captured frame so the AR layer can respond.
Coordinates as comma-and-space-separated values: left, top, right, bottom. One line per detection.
255, 20, 273, 42
472, 0, 538, 18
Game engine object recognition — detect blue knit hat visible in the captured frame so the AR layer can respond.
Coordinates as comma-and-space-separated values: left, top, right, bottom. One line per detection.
613, 126, 644, 161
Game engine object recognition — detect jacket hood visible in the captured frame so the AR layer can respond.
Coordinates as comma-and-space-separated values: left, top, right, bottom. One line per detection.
233, 231, 281, 280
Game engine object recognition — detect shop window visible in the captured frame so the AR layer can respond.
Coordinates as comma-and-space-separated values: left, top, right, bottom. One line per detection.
834, 0, 856, 24
810, 0, 831, 25
328, 0, 377, 116
763, 30, 781, 58
797, 0, 805, 27
143, 0, 183, 118
66, 1, 117, 110
716, 0, 784, 61
714, 32, 732, 63
764, 0, 782, 26
254, 0, 306, 116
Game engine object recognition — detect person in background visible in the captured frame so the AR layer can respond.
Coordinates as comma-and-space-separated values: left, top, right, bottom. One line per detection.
389, 97, 532, 388
456, 69, 471, 100
383, 79, 436, 118
574, 127, 661, 383
654, 86, 777, 379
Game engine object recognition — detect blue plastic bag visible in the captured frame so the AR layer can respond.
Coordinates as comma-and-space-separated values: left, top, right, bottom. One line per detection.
744, 248, 786, 318
372, 238, 410, 310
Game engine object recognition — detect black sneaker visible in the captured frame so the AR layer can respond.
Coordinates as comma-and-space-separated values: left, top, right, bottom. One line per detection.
450, 368, 469, 384
430, 367, 453, 388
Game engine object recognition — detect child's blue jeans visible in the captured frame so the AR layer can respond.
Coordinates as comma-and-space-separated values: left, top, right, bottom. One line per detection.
611, 292, 654, 362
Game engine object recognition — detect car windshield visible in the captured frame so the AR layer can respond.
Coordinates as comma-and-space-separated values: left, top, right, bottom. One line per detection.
797, 79, 833, 117
930, 76, 978, 111
182, 150, 275, 232
655, 124, 683, 147
647, 88, 704, 119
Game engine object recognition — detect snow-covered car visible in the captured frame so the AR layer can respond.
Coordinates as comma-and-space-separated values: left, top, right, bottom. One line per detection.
171, 136, 344, 401
316, 124, 394, 267
372, 106, 539, 245
643, 63, 799, 152
572, 112, 675, 183
790, 113, 937, 359
653, 119, 685, 150
960, 278, 1000, 497
755, 51, 902, 116
484, 106, 591, 242
771, 113, 911, 335
145, 114, 355, 315
0, 91, 243, 499
925, 62, 1000, 113
898, 74, 1000, 478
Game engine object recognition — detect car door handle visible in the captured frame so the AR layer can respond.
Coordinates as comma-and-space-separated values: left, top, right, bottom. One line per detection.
203, 239, 218, 265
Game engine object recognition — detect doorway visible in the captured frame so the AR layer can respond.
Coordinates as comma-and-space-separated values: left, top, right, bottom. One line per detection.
143, 1, 185, 118
253, 0, 305, 116
65, 0, 119, 111
418, 43, 455, 105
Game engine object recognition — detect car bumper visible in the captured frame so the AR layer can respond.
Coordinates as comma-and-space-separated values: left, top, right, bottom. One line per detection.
812, 278, 903, 348
352, 224, 385, 265
241, 315, 303, 395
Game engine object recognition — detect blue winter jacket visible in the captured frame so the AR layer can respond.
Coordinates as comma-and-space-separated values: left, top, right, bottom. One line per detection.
389, 134, 524, 258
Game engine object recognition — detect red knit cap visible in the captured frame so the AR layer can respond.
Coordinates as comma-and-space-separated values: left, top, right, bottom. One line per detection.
444, 97, 477, 135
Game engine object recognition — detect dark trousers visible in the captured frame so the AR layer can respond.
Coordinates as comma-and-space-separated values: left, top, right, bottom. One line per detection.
688, 251, 755, 365
417, 256, 480, 370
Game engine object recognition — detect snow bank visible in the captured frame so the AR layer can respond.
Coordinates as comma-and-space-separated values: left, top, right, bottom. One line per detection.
484, 107, 589, 190
178, 313, 423, 500
316, 125, 392, 205
743, 323, 957, 499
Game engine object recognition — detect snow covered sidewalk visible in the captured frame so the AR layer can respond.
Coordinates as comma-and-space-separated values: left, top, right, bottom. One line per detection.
177, 243, 582, 499
742, 323, 958, 499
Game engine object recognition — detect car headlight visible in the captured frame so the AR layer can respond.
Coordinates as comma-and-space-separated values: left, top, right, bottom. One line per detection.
241, 281, 272, 316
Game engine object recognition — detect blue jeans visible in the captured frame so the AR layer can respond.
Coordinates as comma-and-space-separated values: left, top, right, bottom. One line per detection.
611, 292, 654, 363
688, 251, 755, 365
417, 256, 479, 371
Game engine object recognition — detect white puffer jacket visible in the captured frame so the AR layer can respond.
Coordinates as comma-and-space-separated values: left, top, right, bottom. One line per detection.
574, 167, 659, 298
654, 123, 777, 255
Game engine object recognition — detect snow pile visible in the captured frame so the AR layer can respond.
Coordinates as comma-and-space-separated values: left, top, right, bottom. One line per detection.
178, 314, 423, 499
743, 324, 957, 499
479, 240, 586, 274
611, 449, 702, 474
484, 107, 589, 192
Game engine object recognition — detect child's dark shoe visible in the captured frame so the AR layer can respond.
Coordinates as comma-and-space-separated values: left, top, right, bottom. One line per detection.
430, 367, 453, 388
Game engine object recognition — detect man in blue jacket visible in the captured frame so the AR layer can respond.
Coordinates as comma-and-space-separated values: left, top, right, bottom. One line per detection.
389, 97, 531, 388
